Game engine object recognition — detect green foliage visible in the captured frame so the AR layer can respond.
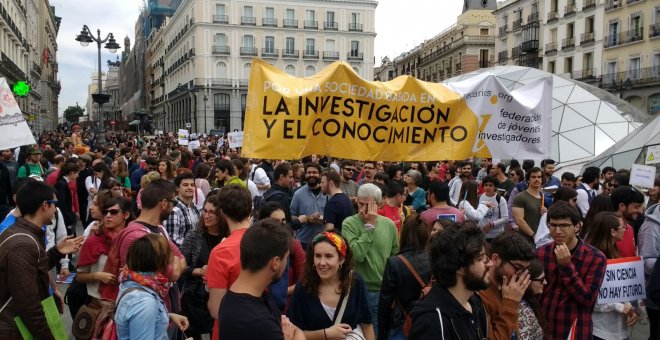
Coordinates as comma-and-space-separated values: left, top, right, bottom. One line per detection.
64, 105, 85, 123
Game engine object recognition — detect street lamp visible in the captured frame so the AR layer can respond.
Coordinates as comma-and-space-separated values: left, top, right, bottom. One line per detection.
75, 25, 120, 146
203, 95, 208, 134
611, 78, 633, 100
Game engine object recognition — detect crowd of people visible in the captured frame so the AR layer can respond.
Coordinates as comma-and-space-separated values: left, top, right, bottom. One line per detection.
1, 125, 660, 340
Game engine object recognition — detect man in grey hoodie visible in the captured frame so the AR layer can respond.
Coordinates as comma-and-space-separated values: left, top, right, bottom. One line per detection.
637, 203, 660, 339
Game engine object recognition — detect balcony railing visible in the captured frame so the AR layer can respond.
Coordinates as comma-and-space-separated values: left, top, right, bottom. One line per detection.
304, 20, 318, 29
583, 0, 597, 10
545, 42, 558, 54
528, 12, 539, 23
261, 48, 279, 58
626, 0, 642, 5
240, 47, 258, 56
324, 21, 338, 30
303, 50, 319, 59
262, 18, 277, 27
650, 24, 659, 38
580, 32, 595, 45
513, 19, 523, 30
241, 16, 256, 25
562, 37, 575, 50
572, 69, 598, 80
605, 28, 644, 48
347, 52, 364, 61
605, 0, 621, 11
564, 4, 576, 17
601, 67, 660, 87
282, 49, 299, 58
498, 50, 508, 61
349, 23, 363, 31
547, 11, 558, 23
283, 19, 298, 28
323, 51, 339, 60
499, 26, 508, 36
210, 78, 232, 87
521, 40, 539, 52
213, 14, 228, 23
212, 45, 230, 55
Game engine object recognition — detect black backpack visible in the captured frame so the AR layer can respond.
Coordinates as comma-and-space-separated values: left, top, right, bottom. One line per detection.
252, 189, 287, 219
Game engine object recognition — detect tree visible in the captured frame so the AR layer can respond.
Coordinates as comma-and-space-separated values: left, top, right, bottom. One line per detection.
64, 105, 85, 123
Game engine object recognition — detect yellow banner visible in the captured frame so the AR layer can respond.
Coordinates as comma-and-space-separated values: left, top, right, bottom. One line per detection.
242, 59, 479, 161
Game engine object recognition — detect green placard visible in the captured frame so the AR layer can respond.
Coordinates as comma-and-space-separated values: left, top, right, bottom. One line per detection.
14, 295, 67, 340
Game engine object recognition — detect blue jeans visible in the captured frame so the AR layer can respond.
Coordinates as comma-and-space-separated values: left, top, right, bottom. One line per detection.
367, 290, 380, 336
388, 327, 405, 340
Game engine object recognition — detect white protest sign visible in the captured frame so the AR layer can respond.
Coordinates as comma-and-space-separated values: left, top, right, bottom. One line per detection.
646, 145, 660, 165
228, 131, 244, 148
188, 140, 200, 150
597, 256, 646, 304
177, 129, 189, 146
0, 78, 36, 149
630, 164, 656, 188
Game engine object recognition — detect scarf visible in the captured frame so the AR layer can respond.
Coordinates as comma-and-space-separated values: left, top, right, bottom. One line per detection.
119, 266, 170, 301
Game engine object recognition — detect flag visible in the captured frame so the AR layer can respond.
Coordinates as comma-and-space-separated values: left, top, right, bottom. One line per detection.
0, 77, 37, 149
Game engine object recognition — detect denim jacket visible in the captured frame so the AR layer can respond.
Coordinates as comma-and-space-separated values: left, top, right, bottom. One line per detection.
115, 280, 169, 340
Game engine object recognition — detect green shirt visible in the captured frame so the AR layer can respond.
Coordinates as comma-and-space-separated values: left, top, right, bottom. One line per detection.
16, 163, 43, 178
342, 214, 399, 291
225, 176, 246, 188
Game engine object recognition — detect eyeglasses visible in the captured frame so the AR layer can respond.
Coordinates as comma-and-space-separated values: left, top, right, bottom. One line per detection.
509, 173, 517, 177
45, 200, 59, 206
476, 253, 491, 264
616, 225, 629, 230
363, 166, 375, 170
505, 259, 530, 274
103, 209, 122, 216
548, 223, 573, 229
202, 208, 217, 215
531, 277, 546, 283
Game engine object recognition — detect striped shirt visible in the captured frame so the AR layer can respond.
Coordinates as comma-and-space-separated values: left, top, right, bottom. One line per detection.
163, 197, 201, 248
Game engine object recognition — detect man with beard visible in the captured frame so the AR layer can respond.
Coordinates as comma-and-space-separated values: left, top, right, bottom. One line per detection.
536, 201, 606, 340
449, 161, 473, 206
478, 231, 534, 339
610, 186, 644, 257
409, 223, 491, 339
339, 160, 358, 199
320, 170, 353, 234
513, 167, 545, 245
218, 218, 305, 340
290, 163, 327, 250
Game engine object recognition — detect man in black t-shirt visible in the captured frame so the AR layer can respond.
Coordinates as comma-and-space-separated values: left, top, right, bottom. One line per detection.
321, 170, 354, 234
218, 219, 305, 340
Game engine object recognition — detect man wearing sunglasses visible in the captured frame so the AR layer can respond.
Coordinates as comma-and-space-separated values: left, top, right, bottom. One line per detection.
478, 231, 534, 339
339, 160, 358, 199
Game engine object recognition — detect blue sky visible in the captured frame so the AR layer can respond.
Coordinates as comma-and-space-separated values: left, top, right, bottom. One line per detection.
53, 0, 464, 116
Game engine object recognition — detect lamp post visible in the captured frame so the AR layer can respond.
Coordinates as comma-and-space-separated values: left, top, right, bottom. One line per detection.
611, 78, 633, 100
75, 25, 120, 146
203, 94, 208, 134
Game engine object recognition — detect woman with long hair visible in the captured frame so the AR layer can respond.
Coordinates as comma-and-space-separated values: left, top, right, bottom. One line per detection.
288, 232, 374, 340
580, 194, 615, 239
457, 180, 489, 221
378, 214, 431, 339
193, 163, 212, 197
85, 162, 113, 223
518, 259, 547, 339
114, 234, 189, 339
111, 160, 131, 189
179, 194, 228, 339
158, 158, 176, 182
585, 211, 638, 340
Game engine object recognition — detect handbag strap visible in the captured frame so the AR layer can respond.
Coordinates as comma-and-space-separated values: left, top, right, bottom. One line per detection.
0, 233, 41, 315
334, 271, 353, 326
397, 255, 426, 288
116, 287, 146, 306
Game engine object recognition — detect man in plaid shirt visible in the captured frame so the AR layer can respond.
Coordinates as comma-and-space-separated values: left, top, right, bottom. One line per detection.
163, 172, 201, 247
536, 201, 606, 339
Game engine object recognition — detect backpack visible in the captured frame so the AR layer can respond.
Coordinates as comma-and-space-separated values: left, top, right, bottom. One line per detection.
396, 254, 432, 337
252, 189, 287, 219
92, 287, 145, 340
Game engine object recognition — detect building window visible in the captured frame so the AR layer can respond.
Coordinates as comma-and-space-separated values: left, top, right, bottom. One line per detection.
285, 65, 296, 76
286, 9, 295, 19
480, 28, 489, 35
548, 61, 555, 73
479, 49, 489, 68
243, 6, 253, 17
326, 39, 335, 51
350, 40, 359, 56
215, 93, 230, 112
565, 57, 573, 74
216, 62, 227, 78
285, 37, 295, 53
264, 36, 275, 52
305, 65, 316, 77
631, 14, 642, 38
305, 38, 315, 53
214, 33, 227, 46
629, 57, 641, 80
243, 35, 254, 48
306, 10, 315, 21
609, 21, 619, 46
265, 7, 275, 19
244, 63, 252, 79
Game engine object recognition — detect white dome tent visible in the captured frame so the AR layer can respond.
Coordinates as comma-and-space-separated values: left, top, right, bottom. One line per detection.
444, 66, 648, 166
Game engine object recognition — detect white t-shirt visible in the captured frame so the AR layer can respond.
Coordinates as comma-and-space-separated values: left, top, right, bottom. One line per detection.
250, 165, 271, 195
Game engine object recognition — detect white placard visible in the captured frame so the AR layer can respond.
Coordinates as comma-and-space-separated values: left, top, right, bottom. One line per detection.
0, 78, 37, 149
228, 131, 244, 148
646, 145, 660, 165
597, 257, 646, 304
188, 140, 200, 150
630, 163, 656, 188
177, 129, 189, 146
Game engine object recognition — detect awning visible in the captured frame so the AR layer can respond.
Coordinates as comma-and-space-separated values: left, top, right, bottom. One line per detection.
128, 120, 140, 126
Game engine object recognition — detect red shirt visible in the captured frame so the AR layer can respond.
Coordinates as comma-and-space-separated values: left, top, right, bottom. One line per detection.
615, 224, 636, 258
207, 227, 248, 339
378, 203, 402, 232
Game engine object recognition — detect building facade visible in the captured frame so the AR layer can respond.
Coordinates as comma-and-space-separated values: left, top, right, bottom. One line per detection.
373, 56, 394, 81
148, 0, 377, 133
1, 0, 29, 117
494, 0, 543, 69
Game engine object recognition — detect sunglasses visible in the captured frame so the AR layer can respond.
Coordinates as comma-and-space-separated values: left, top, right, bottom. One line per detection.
103, 209, 122, 216
45, 200, 59, 206
343, 168, 356, 172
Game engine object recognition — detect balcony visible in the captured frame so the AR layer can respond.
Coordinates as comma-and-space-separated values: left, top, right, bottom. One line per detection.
347, 52, 364, 61
282, 49, 299, 58
323, 51, 339, 60
210, 78, 232, 87
564, 4, 576, 17
303, 50, 319, 59
261, 48, 279, 58
213, 14, 228, 23
499, 26, 508, 36
521, 40, 539, 52
545, 42, 558, 54
241, 16, 256, 25
605, 28, 644, 48
547, 11, 558, 24
605, 0, 621, 11
650, 24, 659, 38
283, 19, 298, 28
601, 67, 660, 87
240, 47, 258, 56
580, 32, 595, 45
212, 45, 230, 55
513, 19, 523, 31
527, 12, 540, 23
511, 46, 521, 58
349, 23, 363, 31
498, 50, 508, 61
262, 18, 277, 27
562, 37, 575, 50
582, 0, 597, 10
324, 21, 338, 30
626, 0, 643, 5
304, 20, 318, 29
572, 69, 598, 80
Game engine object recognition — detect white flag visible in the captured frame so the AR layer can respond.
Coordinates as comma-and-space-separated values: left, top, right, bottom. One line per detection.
0, 78, 36, 150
